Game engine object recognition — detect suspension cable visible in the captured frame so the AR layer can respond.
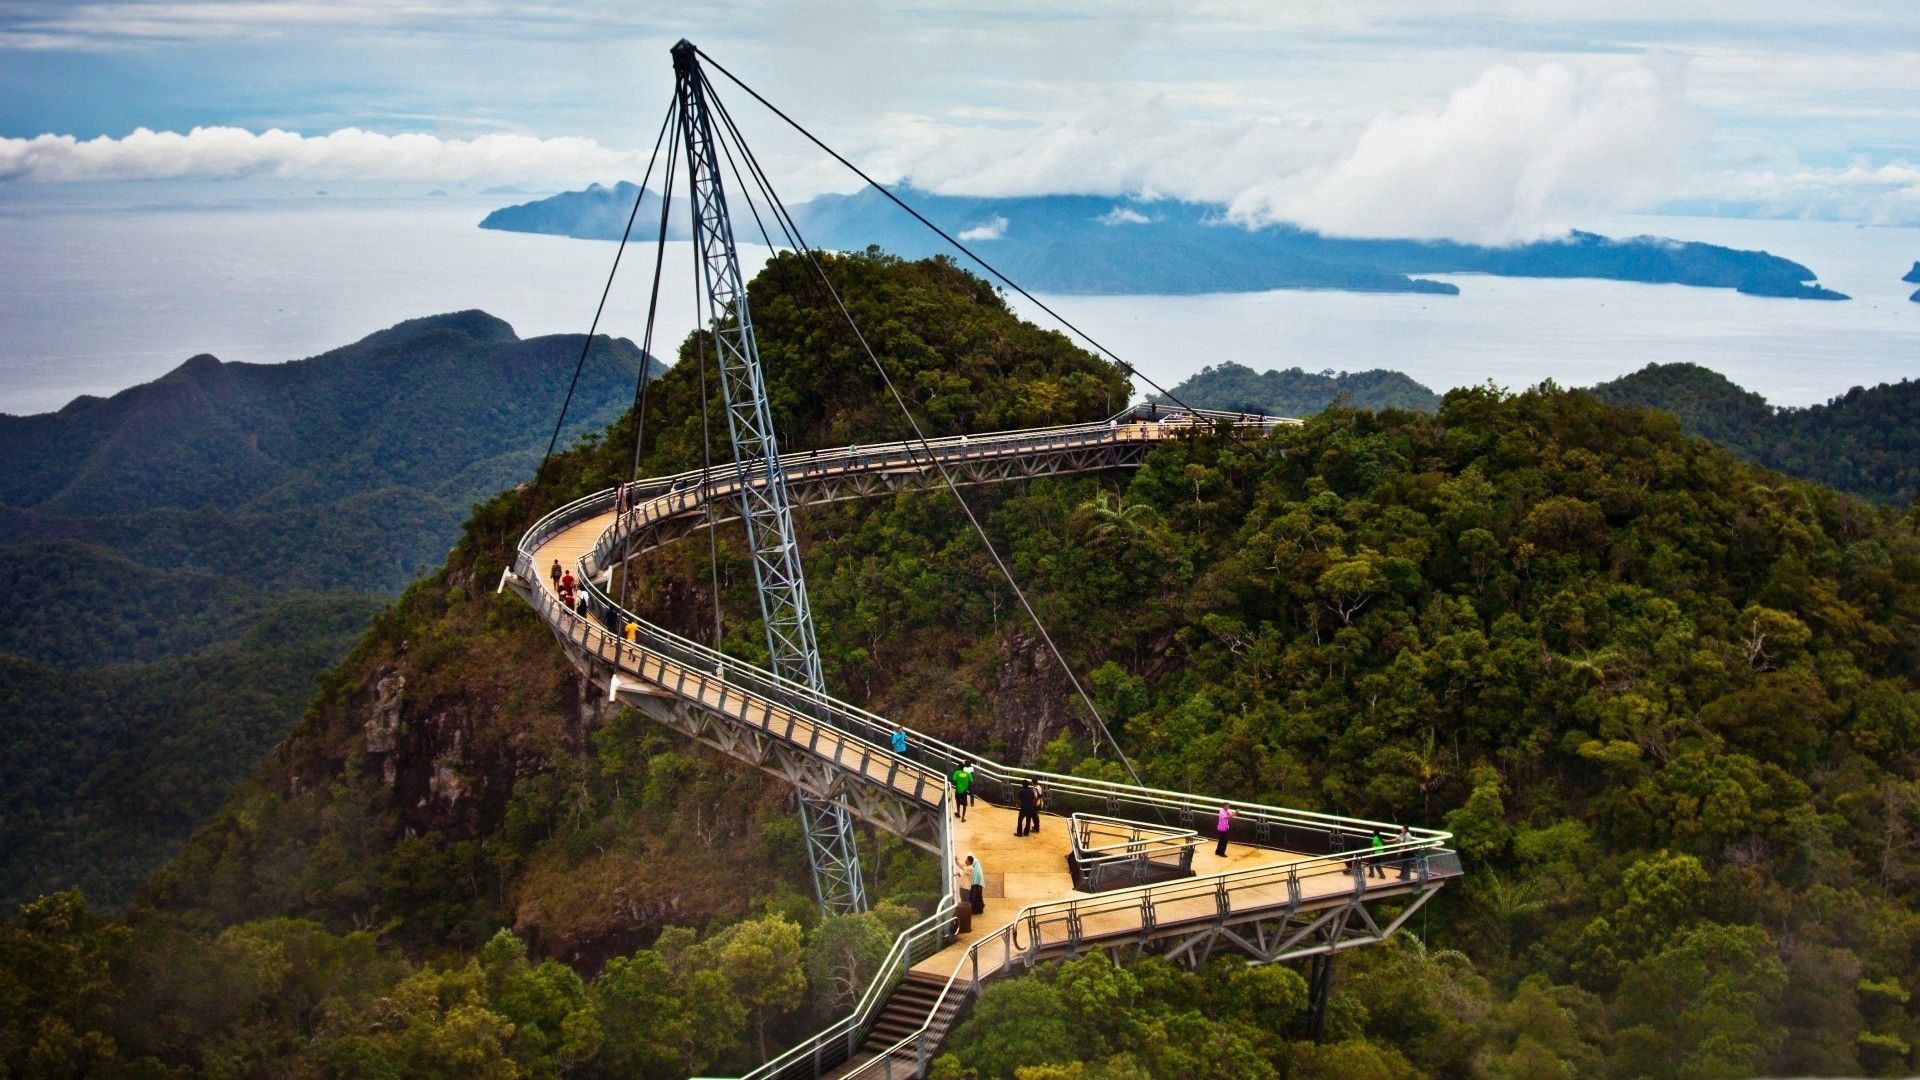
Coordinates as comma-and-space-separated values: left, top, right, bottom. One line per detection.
621, 121, 682, 609
702, 72, 1143, 784
694, 47, 1202, 417
529, 97, 676, 510
684, 150, 729, 650
713, 109, 797, 254
629, 118, 683, 483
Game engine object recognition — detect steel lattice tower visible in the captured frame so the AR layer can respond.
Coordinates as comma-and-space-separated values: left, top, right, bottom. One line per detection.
672, 40, 867, 915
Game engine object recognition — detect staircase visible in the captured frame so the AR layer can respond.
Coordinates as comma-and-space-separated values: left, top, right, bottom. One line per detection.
826, 971, 968, 1079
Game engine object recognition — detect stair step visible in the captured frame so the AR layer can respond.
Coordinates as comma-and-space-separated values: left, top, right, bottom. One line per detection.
833, 971, 973, 1076
875, 1014, 925, 1037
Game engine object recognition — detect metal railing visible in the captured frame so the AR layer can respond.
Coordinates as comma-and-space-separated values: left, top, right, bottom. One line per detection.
841, 846, 1464, 1080
513, 417, 1452, 1080
588, 417, 1202, 576
728, 898, 959, 1080
1068, 813, 1200, 892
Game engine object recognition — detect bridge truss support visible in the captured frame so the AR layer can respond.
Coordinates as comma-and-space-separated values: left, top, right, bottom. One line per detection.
600, 678, 947, 854
1056, 874, 1442, 1041
672, 39, 865, 914
1149, 878, 1441, 968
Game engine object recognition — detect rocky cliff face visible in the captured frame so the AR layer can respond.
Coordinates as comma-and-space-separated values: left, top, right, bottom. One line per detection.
148, 522, 800, 967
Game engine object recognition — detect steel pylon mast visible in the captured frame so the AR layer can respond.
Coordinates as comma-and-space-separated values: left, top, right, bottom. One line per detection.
672, 40, 867, 915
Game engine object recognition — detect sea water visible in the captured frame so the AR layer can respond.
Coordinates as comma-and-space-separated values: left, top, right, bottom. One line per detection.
1007, 214, 1920, 409
1, 184, 1915, 415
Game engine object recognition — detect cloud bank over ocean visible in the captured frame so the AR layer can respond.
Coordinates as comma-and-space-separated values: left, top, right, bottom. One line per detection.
4, 55, 1915, 239
0, 127, 652, 184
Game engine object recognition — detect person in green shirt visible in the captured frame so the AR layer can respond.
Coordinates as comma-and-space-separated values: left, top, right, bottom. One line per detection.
951, 763, 973, 821
1368, 831, 1387, 878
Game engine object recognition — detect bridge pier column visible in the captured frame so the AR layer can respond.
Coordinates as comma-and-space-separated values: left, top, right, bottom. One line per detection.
799, 794, 867, 914
1305, 951, 1337, 1044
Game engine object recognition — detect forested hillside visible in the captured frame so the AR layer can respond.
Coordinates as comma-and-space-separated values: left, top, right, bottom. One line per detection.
1590, 362, 1920, 505
5, 252, 1919, 1078
1159, 361, 1440, 416
0, 313, 655, 907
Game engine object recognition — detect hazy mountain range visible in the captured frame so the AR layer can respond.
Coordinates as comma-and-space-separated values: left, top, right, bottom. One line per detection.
0, 311, 656, 907
480, 182, 1848, 300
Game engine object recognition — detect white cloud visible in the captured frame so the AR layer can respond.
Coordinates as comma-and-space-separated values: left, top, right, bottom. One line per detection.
1675, 156, 1920, 223
865, 97, 1330, 206
5, 48, 1914, 235
853, 58, 1707, 243
0, 125, 652, 182
956, 215, 1008, 240
1229, 59, 1694, 244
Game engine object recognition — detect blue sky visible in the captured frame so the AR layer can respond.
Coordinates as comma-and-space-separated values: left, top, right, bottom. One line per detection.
3, 1, 1917, 239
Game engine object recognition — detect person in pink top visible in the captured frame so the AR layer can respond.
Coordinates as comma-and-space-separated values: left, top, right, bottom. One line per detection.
1214, 804, 1236, 857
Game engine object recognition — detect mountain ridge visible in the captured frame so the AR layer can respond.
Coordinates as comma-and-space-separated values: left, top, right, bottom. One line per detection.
1164, 359, 1920, 506
0, 309, 663, 909
1589, 362, 1920, 505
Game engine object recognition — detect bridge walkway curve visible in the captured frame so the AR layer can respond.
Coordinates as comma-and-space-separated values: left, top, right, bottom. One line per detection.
505, 411, 1462, 1079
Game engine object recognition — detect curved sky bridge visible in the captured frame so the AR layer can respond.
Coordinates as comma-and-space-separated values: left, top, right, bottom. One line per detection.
505, 411, 1463, 1080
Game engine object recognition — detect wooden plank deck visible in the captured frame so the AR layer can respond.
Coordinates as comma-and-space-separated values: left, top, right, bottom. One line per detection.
533, 518, 947, 806
912, 801, 1340, 979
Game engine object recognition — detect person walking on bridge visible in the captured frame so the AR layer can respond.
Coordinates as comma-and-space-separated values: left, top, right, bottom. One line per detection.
1368, 831, 1387, 878
952, 763, 973, 821
1214, 804, 1236, 857
891, 726, 909, 756
550, 559, 563, 589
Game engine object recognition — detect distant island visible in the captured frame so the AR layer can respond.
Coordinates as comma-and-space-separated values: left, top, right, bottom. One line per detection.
482, 182, 1848, 300
1154, 362, 1440, 415
481, 181, 690, 241
1902, 261, 1920, 284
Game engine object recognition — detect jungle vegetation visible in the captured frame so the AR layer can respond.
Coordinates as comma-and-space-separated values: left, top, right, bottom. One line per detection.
5, 251, 1919, 1078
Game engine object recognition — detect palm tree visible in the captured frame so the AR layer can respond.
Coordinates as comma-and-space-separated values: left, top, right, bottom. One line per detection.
1070, 492, 1170, 556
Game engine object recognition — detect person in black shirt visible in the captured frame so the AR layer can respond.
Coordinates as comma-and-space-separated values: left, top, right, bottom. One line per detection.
1016, 779, 1039, 836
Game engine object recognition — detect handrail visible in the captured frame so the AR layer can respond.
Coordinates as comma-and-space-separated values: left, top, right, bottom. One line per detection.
1070, 813, 1199, 864
514, 416, 1453, 1080
841, 845, 1465, 1080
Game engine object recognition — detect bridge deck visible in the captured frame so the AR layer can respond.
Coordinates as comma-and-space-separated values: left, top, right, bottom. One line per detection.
533, 520, 949, 806
917, 801, 1330, 978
